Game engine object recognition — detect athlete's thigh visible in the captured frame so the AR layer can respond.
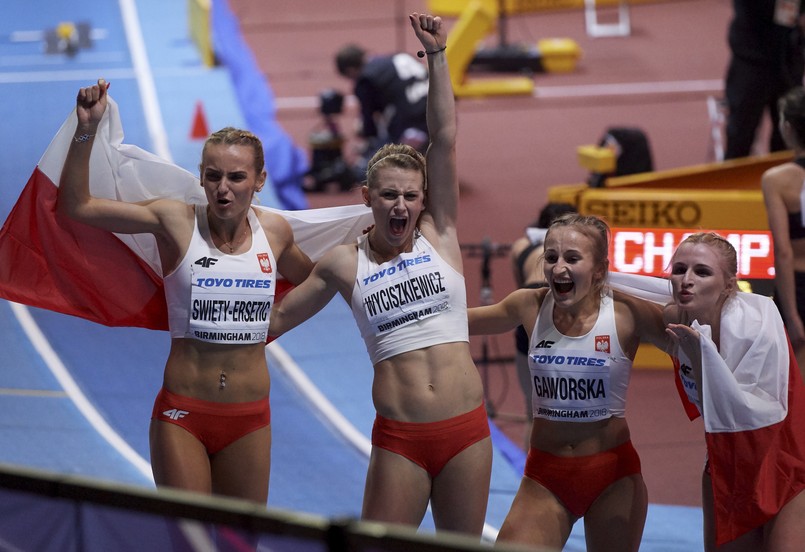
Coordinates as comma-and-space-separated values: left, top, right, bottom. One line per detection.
584, 474, 648, 552
149, 419, 212, 494
210, 425, 271, 504
496, 476, 575, 550
430, 436, 492, 535
362, 446, 431, 526
764, 489, 805, 552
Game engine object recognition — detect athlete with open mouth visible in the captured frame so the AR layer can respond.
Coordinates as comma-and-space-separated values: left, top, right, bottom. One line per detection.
469, 213, 668, 552
268, 12, 493, 538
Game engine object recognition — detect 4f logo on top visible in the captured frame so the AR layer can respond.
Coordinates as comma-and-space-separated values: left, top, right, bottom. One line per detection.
195, 257, 218, 268
257, 253, 272, 274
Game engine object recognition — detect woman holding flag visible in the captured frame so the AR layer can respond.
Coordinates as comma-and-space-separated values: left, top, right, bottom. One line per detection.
56, 79, 313, 503
665, 232, 805, 551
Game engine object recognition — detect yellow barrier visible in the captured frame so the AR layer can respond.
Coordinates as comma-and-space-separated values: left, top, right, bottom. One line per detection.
577, 144, 616, 173
447, 0, 535, 97
579, 188, 767, 230
188, 0, 215, 68
634, 341, 673, 370
598, 151, 791, 191
430, 0, 670, 16
538, 38, 582, 73
549, 151, 792, 207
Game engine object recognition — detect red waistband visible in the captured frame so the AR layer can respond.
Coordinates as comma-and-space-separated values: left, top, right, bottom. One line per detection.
374, 403, 488, 434
156, 387, 269, 416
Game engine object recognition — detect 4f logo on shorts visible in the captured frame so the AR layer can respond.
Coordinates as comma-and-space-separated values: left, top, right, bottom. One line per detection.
595, 335, 610, 354
257, 252, 272, 274
162, 408, 189, 420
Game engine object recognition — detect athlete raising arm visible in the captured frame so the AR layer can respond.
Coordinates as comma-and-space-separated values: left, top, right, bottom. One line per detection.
269, 13, 492, 536
58, 78, 312, 503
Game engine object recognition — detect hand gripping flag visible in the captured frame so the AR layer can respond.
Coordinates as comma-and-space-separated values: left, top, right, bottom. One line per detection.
609, 272, 805, 545
0, 97, 373, 330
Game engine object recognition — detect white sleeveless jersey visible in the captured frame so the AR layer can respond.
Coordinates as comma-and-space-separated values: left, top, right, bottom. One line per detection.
350, 233, 468, 364
163, 206, 276, 344
528, 290, 632, 422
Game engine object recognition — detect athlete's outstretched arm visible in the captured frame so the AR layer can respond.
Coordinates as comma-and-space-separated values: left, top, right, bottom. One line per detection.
469, 288, 540, 336
269, 245, 351, 337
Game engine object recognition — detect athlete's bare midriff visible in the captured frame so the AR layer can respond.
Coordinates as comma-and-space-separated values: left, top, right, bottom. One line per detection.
371, 340, 484, 422
162, 338, 270, 402
530, 416, 631, 457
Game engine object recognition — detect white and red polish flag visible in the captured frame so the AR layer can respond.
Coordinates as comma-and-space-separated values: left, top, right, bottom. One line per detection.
608, 272, 805, 545
0, 97, 373, 329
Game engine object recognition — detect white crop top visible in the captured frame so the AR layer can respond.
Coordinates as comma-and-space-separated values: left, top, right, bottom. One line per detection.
163, 206, 276, 344
350, 233, 469, 364
528, 290, 632, 422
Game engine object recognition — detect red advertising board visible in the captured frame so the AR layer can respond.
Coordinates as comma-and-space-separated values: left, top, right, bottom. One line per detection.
610, 228, 774, 279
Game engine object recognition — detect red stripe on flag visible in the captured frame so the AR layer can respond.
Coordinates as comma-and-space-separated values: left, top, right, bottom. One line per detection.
706, 338, 805, 545
0, 168, 168, 329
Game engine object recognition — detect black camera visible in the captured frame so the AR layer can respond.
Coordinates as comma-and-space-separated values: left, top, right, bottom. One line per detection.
305, 89, 358, 192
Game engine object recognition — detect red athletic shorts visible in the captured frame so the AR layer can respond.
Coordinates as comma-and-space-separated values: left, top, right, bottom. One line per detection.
151, 388, 270, 455
524, 440, 642, 517
371, 403, 490, 478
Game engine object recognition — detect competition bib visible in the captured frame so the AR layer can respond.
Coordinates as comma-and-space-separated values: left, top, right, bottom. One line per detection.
530, 349, 612, 422
189, 269, 274, 344
359, 250, 450, 334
